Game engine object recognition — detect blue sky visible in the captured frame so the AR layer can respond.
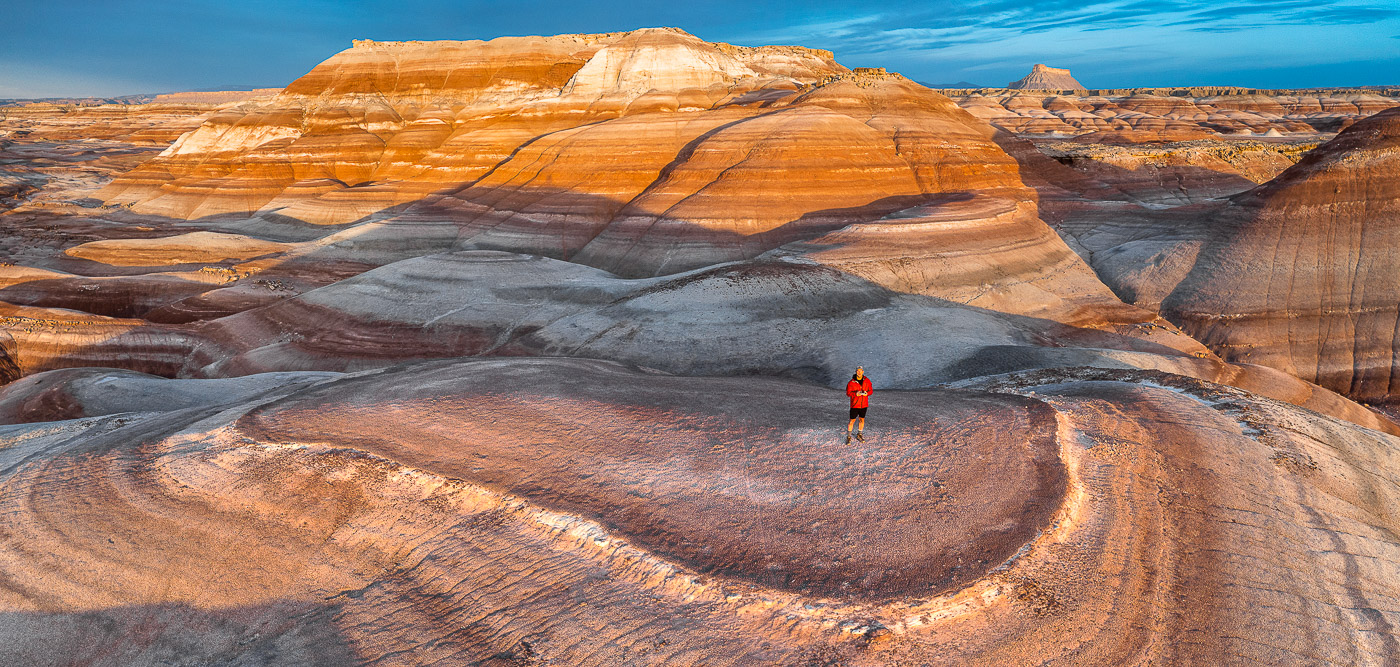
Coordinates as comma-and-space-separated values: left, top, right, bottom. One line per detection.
4, 0, 1398, 97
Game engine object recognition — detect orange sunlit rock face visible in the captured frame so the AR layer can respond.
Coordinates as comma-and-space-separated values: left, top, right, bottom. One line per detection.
96, 29, 1062, 279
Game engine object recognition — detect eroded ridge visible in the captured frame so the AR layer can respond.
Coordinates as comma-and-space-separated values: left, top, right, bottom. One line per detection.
234, 357, 1066, 600
1, 360, 1398, 664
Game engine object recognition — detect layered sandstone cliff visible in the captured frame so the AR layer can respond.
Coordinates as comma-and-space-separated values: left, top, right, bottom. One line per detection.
98, 28, 850, 229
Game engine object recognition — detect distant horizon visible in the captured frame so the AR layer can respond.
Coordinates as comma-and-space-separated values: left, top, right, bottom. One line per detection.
6, 66, 1400, 103
4, 54, 1398, 100
6, 63, 1398, 102
6, 0, 1400, 98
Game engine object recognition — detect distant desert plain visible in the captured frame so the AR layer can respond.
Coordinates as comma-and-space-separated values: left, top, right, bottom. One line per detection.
2, 27, 1400, 665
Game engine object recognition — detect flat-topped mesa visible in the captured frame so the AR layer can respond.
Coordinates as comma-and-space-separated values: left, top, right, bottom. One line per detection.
1008, 64, 1087, 91
98, 28, 849, 223
286, 28, 845, 107
285, 27, 852, 108
150, 89, 282, 105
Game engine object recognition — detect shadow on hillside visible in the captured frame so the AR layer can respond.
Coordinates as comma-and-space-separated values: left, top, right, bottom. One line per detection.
0, 601, 358, 667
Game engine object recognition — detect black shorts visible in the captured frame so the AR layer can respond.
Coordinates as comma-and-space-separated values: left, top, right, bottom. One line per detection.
849, 407, 867, 419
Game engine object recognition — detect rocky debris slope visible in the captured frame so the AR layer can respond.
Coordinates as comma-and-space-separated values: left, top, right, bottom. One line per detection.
0, 360, 1397, 664
1035, 139, 1320, 204
1007, 64, 1085, 91
952, 90, 1399, 138
1164, 107, 1400, 402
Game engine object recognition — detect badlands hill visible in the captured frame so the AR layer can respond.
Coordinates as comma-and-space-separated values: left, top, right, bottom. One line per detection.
2, 27, 1400, 665
1164, 107, 1400, 401
98, 28, 1052, 277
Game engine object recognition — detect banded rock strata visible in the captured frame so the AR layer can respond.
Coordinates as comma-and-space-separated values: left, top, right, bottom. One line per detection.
1164, 107, 1400, 402
92, 28, 1107, 293
0, 360, 1396, 664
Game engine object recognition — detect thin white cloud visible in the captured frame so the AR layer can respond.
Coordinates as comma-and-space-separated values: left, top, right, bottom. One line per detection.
729, 13, 886, 45
744, 0, 1400, 87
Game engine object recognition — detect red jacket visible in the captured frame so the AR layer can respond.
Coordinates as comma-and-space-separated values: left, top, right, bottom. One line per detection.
846, 376, 873, 409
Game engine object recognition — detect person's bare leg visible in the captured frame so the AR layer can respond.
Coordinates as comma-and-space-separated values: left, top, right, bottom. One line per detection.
858, 417, 865, 432
848, 418, 856, 432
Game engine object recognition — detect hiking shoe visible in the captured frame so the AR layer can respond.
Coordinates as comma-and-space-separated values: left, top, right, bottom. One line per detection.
845, 433, 852, 444
855, 431, 865, 442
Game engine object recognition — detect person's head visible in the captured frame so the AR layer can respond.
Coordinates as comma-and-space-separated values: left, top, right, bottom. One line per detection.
855, 366, 864, 378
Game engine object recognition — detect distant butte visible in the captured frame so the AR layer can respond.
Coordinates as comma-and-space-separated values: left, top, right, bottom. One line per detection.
1007, 63, 1086, 91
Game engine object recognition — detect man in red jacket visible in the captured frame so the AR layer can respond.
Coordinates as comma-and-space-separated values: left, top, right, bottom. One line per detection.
846, 366, 873, 443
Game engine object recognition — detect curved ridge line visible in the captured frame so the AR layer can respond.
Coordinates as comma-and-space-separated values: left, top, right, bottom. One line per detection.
213, 422, 1081, 635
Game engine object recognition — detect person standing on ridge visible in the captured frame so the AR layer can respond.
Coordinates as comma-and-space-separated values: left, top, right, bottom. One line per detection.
846, 366, 873, 443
